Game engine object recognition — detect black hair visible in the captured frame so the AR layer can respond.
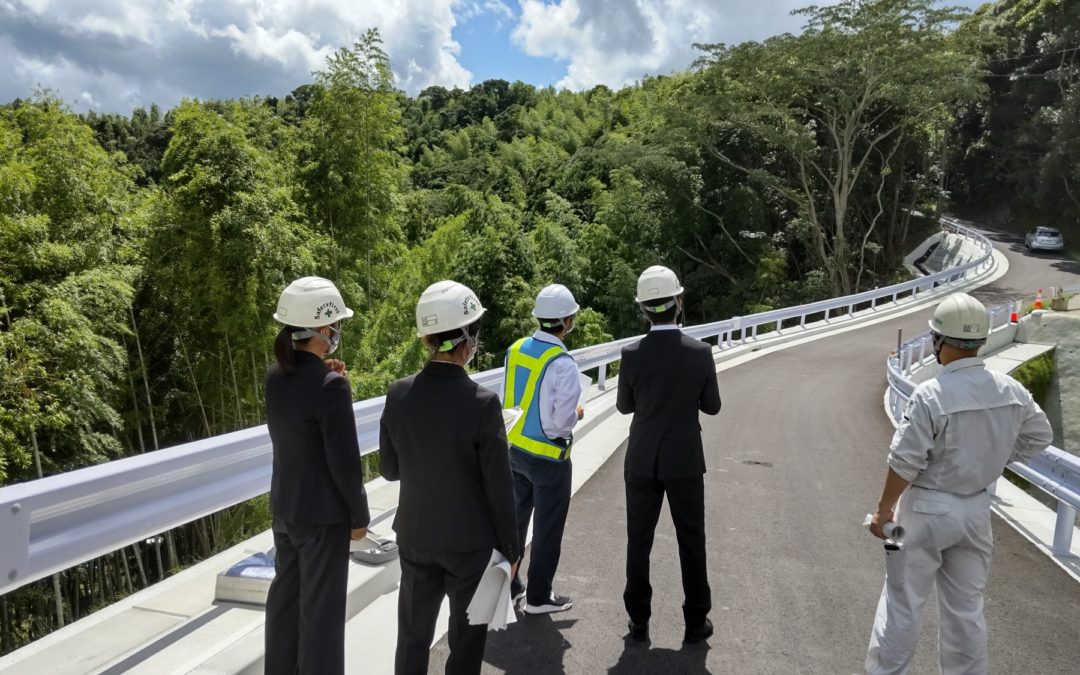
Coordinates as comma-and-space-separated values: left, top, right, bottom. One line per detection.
641, 297, 679, 325
274, 325, 311, 375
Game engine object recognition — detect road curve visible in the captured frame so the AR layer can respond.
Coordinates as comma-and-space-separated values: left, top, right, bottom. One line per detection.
429, 228, 1080, 674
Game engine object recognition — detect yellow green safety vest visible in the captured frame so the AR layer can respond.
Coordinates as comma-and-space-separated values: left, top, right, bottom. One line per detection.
503, 336, 573, 461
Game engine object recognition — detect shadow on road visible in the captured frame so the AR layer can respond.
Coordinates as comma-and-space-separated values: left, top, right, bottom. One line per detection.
606, 635, 711, 675
479, 615, 576, 675
1050, 258, 1080, 276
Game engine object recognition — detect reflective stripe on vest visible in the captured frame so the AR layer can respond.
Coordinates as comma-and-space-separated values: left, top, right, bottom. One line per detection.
503, 337, 572, 461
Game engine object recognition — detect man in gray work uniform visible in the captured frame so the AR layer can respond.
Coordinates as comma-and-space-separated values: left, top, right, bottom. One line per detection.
865, 293, 1053, 675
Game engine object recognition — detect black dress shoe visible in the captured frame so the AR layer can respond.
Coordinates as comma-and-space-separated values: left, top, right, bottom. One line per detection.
683, 618, 713, 644
628, 619, 649, 642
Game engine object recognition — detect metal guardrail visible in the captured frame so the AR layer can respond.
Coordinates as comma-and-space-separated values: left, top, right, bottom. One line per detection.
885, 304, 1080, 557
0, 219, 996, 596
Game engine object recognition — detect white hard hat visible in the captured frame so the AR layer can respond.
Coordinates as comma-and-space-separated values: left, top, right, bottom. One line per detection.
635, 265, 684, 303
273, 276, 354, 328
928, 293, 989, 341
532, 284, 580, 319
415, 280, 486, 337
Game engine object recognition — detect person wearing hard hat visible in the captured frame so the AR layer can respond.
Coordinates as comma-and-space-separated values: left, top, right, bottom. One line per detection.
617, 266, 721, 645
264, 276, 370, 675
864, 292, 1052, 675
503, 284, 584, 614
379, 280, 520, 675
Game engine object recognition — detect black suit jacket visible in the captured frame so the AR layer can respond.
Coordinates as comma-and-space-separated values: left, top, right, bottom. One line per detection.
266, 351, 370, 528
616, 329, 722, 479
379, 361, 520, 562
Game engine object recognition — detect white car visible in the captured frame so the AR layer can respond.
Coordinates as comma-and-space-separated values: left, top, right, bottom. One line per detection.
1024, 226, 1065, 252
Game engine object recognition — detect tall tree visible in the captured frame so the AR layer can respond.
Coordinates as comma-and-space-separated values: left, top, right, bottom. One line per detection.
0, 95, 142, 481
299, 29, 406, 298
695, 0, 986, 295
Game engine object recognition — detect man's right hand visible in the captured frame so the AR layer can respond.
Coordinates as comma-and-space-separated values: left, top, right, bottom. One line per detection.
351, 527, 368, 541
510, 558, 520, 579
576, 405, 584, 421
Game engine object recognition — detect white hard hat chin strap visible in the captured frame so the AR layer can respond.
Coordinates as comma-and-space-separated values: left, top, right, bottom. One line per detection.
291, 324, 341, 355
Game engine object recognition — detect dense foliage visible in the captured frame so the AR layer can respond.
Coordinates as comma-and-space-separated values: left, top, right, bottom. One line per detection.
949, 0, 1080, 249
5, 0, 1070, 654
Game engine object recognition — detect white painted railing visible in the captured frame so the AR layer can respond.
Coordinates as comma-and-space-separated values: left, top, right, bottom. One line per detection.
0, 219, 995, 596
885, 306, 1080, 557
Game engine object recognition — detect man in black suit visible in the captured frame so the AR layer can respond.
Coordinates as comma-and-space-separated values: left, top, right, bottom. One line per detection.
380, 280, 520, 675
616, 265, 721, 645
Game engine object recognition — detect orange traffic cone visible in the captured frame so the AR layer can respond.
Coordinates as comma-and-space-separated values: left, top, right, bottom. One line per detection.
1034, 289, 1043, 309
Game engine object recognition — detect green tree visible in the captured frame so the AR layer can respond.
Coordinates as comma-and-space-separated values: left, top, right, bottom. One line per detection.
298, 29, 406, 296
142, 100, 325, 438
696, 0, 986, 294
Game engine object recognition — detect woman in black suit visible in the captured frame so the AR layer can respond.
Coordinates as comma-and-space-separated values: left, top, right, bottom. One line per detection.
264, 276, 370, 674
379, 280, 520, 675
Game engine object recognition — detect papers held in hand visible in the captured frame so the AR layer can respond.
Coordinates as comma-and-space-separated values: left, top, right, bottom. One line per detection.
578, 373, 591, 408
501, 407, 524, 432
466, 550, 517, 631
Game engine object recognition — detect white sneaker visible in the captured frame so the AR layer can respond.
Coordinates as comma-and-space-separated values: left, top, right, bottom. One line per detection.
524, 592, 573, 614
512, 588, 527, 611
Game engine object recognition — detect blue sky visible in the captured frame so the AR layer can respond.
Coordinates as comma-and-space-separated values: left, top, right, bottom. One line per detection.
0, 0, 990, 112
454, 7, 564, 89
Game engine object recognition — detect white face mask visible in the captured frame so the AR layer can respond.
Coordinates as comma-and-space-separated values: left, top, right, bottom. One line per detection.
291, 324, 341, 354
464, 331, 479, 365
323, 324, 341, 355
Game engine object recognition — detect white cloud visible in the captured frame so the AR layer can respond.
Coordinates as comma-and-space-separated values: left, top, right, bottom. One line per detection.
512, 0, 827, 90
0, 0, 485, 111
0, 0, 988, 111
512, 0, 985, 91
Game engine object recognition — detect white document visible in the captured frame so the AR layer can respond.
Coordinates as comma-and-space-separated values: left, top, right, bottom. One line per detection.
502, 407, 524, 432
466, 550, 517, 630
577, 373, 592, 408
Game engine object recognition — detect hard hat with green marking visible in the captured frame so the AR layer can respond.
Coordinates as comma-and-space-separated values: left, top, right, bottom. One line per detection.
273, 276, 353, 328
415, 280, 486, 337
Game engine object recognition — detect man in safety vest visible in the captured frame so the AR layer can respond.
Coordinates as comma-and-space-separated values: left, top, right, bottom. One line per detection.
865, 292, 1052, 674
504, 284, 584, 614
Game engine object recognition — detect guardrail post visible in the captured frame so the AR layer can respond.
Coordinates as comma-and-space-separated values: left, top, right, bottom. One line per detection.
597, 364, 607, 392
848, 303, 854, 317
800, 313, 806, 328
918, 339, 927, 366
1052, 502, 1076, 555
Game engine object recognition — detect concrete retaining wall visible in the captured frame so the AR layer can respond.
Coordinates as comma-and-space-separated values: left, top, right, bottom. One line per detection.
1017, 312, 1080, 454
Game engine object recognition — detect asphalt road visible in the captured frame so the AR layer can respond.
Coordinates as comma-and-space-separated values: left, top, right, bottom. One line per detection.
429, 228, 1080, 674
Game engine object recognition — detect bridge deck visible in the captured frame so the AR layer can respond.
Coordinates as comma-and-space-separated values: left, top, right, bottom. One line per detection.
429, 237, 1080, 674
2, 228, 1078, 675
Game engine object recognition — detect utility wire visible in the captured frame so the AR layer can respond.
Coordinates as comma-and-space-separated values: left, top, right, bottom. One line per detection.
984, 46, 1079, 65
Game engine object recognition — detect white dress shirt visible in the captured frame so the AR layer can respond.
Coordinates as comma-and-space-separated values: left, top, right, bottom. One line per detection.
650, 324, 681, 332
532, 330, 582, 439
888, 358, 1052, 495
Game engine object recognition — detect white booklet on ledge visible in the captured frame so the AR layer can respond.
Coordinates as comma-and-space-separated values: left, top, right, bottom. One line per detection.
465, 550, 517, 630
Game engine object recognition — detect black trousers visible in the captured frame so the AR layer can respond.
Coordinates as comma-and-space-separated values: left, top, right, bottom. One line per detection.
510, 454, 572, 604
396, 547, 491, 675
265, 519, 350, 675
623, 472, 711, 628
